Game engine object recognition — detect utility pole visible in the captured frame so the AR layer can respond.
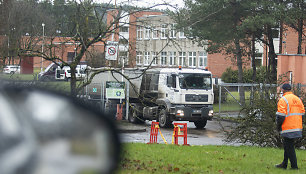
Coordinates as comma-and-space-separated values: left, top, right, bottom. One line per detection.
41, 23, 45, 72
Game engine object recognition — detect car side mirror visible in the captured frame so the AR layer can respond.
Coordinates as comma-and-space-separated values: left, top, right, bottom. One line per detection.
0, 86, 120, 174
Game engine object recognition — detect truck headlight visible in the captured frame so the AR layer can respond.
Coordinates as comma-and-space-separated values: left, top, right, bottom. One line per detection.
176, 109, 184, 116
208, 110, 213, 117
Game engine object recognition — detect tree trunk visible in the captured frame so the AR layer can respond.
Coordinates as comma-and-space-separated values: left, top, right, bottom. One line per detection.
251, 33, 256, 82
297, 18, 303, 54
234, 38, 245, 105
279, 21, 283, 54
267, 26, 277, 83
70, 65, 77, 97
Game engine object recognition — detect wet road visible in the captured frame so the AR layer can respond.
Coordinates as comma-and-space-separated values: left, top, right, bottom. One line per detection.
119, 119, 238, 146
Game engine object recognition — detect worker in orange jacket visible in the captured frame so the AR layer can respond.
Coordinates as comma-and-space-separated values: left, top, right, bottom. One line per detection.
275, 83, 305, 170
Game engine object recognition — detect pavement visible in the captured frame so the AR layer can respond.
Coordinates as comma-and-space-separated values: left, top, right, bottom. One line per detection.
116, 120, 147, 133
115, 119, 232, 145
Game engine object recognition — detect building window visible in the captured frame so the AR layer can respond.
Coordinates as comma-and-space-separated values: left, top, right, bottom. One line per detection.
119, 38, 128, 45
188, 52, 196, 67
136, 51, 142, 65
151, 51, 158, 66
67, 52, 75, 62
136, 26, 143, 40
144, 26, 151, 40
178, 52, 186, 66
255, 52, 263, 67
169, 51, 176, 66
198, 51, 207, 68
152, 26, 159, 39
120, 26, 129, 33
169, 23, 176, 38
161, 51, 167, 65
161, 24, 168, 39
144, 51, 150, 65
272, 28, 279, 38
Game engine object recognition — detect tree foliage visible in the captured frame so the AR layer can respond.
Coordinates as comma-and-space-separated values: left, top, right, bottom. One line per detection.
225, 84, 306, 148
221, 67, 267, 83
282, 0, 305, 54
173, 0, 305, 85
172, 0, 257, 105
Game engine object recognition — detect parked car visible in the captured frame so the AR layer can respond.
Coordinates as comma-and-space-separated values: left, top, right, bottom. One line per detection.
3, 65, 20, 74
38, 63, 58, 81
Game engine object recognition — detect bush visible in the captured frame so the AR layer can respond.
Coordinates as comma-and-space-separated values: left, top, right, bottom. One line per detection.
221, 67, 238, 83
225, 84, 306, 148
221, 67, 267, 83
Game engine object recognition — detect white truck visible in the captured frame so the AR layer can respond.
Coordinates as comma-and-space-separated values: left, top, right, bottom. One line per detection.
91, 67, 214, 128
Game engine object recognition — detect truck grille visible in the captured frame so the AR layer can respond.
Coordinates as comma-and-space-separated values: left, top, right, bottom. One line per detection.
185, 94, 208, 102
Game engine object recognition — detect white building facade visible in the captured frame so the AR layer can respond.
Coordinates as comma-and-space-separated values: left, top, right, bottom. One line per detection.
136, 15, 208, 69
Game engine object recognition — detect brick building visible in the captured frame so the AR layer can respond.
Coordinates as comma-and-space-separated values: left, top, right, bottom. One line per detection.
277, 26, 306, 84
1, 10, 303, 80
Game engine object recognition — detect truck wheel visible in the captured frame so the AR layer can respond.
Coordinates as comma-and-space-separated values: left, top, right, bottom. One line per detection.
128, 106, 141, 124
194, 120, 207, 129
159, 108, 172, 128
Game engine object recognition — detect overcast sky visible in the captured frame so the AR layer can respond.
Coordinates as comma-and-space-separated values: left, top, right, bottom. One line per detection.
93, 0, 184, 10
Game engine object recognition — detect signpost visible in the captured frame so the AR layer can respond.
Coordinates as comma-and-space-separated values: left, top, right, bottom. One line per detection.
105, 41, 118, 60
93, 88, 97, 93
106, 81, 125, 99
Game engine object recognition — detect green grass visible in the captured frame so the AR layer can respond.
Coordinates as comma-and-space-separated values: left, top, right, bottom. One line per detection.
213, 103, 242, 112
0, 73, 73, 93
214, 91, 252, 113
226, 91, 251, 102
37, 81, 71, 93
117, 143, 306, 174
0, 73, 38, 81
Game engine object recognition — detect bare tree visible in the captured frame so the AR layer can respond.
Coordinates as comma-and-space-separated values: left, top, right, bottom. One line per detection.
18, 0, 171, 96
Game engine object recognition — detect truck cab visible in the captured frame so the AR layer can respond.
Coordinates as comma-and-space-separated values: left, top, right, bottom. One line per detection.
129, 68, 214, 128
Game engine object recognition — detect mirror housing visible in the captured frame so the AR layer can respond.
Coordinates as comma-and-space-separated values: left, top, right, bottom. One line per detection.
0, 86, 121, 174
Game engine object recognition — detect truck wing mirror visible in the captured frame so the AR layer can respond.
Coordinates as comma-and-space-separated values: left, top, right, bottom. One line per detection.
0, 85, 120, 174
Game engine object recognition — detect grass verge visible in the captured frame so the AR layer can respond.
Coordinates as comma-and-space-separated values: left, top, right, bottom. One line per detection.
0, 73, 37, 81
117, 143, 306, 174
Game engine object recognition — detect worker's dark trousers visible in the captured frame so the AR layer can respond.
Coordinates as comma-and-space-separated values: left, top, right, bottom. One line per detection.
282, 137, 298, 168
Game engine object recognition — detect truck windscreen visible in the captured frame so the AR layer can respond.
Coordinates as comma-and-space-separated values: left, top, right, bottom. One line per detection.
179, 73, 212, 90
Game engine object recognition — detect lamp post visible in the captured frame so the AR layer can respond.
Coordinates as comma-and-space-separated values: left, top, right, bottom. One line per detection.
41, 23, 45, 72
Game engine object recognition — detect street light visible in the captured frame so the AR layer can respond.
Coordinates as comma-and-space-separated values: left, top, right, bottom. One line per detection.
41, 23, 45, 72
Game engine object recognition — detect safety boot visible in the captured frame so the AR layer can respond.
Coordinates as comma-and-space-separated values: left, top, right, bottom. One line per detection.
275, 163, 287, 169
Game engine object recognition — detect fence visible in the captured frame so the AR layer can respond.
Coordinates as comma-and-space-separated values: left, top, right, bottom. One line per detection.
216, 83, 306, 118
79, 82, 305, 120
79, 82, 130, 120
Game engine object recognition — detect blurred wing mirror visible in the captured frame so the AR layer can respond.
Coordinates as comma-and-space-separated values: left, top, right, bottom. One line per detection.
0, 87, 120, 174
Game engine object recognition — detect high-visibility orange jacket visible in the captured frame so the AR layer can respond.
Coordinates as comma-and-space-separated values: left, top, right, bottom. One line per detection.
276, 92, 305, 138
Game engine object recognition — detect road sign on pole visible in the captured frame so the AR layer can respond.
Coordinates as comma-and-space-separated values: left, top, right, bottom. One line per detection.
105, 41, 118, 60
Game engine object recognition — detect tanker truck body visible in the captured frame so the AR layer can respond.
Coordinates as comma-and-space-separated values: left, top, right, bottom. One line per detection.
90, 67, 214, 128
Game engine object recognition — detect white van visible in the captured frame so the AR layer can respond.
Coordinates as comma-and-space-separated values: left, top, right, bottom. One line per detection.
55, 65, 88, 81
